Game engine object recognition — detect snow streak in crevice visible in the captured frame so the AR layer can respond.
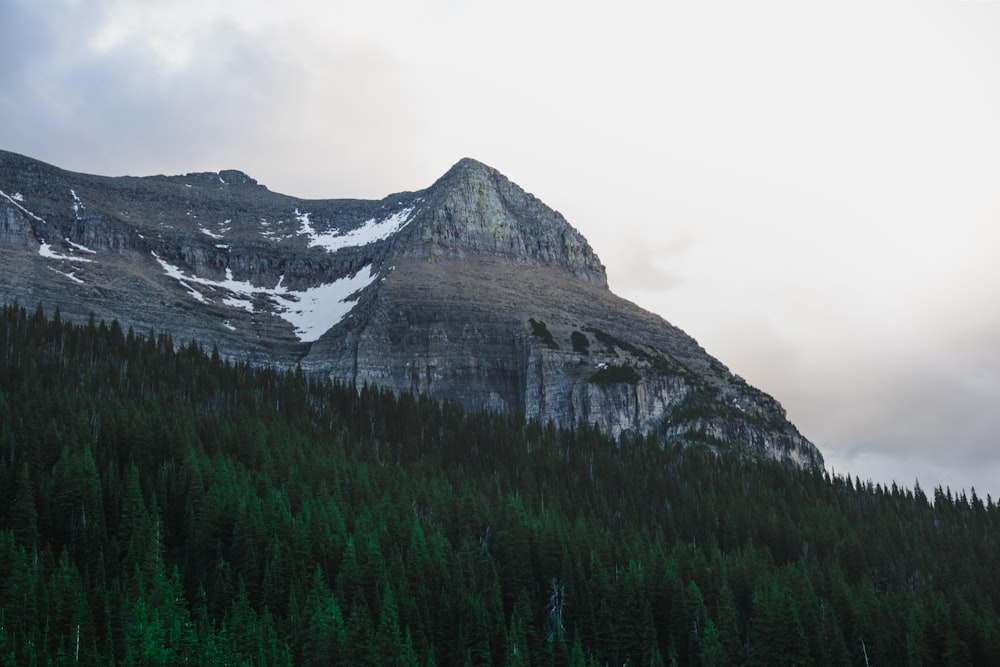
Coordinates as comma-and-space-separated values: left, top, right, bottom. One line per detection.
0, 189, 45, 222
294, 206, 416, 252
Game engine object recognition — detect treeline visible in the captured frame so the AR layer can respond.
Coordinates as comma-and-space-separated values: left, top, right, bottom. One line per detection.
0, 302, 998, 665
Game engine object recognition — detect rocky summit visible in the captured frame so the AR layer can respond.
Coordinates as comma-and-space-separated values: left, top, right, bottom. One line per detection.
0, 149, 822, 467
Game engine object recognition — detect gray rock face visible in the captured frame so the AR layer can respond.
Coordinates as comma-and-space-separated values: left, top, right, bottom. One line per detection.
398, 158, 606, 285
0, 149, 823, 468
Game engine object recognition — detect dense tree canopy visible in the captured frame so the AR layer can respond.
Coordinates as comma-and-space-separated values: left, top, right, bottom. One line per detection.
0, 302, 998, 665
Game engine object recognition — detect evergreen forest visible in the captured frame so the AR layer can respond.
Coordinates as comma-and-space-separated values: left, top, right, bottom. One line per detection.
1, 302, 998, 665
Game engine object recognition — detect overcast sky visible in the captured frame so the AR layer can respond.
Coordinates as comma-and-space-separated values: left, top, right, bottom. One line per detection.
3, 0, 999, 500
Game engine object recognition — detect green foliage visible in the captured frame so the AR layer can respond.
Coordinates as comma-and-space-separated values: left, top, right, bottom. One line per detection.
570, 330, 590, 355
670, 385, 734, 423
586, 327, 691, 377
588, 363, 641, 385
670, 384, 786, 432
528, 318, 559, 349
0, 302, 998, 665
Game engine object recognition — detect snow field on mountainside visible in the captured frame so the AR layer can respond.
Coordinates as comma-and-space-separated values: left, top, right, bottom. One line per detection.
151, 252, 377, 342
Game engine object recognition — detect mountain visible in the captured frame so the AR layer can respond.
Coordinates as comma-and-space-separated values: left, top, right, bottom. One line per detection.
0, 149, 821, 467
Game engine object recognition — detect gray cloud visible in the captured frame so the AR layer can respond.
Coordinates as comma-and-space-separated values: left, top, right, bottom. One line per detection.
0, 3, 427, 198
758, 302, 1000, 496
605, 236, 692, 292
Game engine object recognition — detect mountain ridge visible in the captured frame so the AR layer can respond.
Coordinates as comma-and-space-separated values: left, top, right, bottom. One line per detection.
0, 148, 822, 467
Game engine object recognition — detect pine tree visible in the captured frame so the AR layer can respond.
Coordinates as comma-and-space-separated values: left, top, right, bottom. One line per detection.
10, 463, 38, 550
504, 605, 532, 667
346, 590, 378, 665
700, 619, 727, 667
301, 570, 347, 666
377, 581, 405, 665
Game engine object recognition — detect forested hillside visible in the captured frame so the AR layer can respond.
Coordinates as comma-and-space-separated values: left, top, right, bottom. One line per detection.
1, 302, 998, 665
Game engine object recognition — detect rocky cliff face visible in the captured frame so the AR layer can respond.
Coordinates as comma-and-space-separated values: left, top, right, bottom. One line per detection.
0, 149, 823, 468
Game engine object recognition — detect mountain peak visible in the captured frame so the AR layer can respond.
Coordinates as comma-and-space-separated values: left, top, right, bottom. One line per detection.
428, 157, 508, 196
446, 156, 494, 174
410, 158, 607, 286
218, 169, 259, 186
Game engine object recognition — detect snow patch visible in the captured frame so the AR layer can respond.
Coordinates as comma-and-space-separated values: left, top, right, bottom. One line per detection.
294, 209, 315, 236
260, 217, 297, 241
296, 206, 416, 252
222, 320, 236, 331
70, 189, 83, 216
151, 252, 378, 342
151, 252, 207, 303
39, 240, 94, 263
66, 239, 97, 254
222, 295, 255, 313
12, 192, 24, 202
48, 267, 84, 284
278, 269, 377, 341
200, 220, 231, 239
